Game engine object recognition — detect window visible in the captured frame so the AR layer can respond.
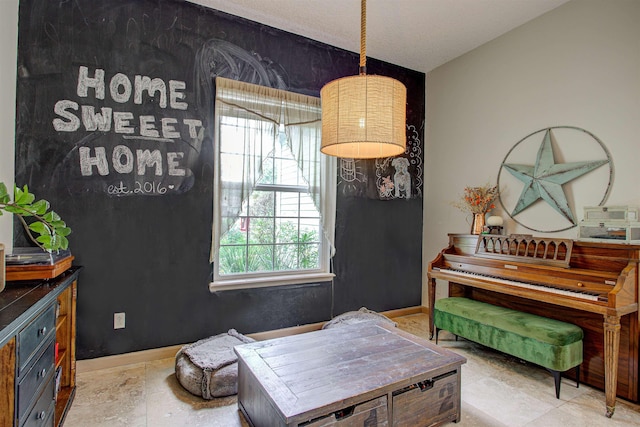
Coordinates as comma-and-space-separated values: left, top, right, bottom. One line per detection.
210, 78, 336, 291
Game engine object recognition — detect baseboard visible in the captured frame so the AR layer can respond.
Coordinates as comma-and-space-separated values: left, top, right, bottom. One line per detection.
76, 305, 427, 373
76, 344, 187, 373
247, 305, 425, 341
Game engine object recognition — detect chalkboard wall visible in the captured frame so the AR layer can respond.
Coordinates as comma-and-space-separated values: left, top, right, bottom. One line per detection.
15, 0, 425, 359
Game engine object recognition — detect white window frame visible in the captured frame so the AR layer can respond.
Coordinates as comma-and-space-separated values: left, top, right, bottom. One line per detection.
210, 78, 336, 291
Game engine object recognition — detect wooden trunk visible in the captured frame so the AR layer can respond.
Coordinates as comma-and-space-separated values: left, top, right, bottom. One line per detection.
235, 323, 466, 427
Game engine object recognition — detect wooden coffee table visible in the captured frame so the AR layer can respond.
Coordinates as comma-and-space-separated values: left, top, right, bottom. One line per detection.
235, 322, 466, 427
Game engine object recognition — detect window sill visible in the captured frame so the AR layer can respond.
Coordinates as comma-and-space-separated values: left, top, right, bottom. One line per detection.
209, 272, 335, 292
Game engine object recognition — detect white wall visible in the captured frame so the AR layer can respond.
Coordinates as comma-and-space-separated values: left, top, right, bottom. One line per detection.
423, 0, 640, 303
0, 0, 18, 252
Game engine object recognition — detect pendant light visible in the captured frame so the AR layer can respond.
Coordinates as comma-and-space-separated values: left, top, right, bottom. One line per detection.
320, 0, 407, 159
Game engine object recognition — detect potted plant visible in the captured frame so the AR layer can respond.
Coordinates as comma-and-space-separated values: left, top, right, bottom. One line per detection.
0, 182, 71, 253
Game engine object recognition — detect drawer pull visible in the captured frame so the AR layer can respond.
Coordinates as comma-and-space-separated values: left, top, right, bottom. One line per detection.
393, 371, 457, 396
418, 379, 435, 391
37, 410, 46, 420
39, 368, 47, 378
334, 405, 355, 420
38, 326, 47, 336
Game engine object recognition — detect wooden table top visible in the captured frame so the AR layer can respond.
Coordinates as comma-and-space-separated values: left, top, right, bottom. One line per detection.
234, 322, 466, 422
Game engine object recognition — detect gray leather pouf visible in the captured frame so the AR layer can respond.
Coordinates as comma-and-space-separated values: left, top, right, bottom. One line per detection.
175, 329, 255, 399
322, 307, 397, 330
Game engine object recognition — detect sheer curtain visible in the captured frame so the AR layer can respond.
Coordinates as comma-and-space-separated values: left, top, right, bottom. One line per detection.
211, 77, 337, 263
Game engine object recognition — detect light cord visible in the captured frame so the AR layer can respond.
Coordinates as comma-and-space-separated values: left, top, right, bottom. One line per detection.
359, 0, 367, 74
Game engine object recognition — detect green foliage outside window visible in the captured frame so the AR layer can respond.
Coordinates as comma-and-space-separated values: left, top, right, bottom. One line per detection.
219, 224, 319, 274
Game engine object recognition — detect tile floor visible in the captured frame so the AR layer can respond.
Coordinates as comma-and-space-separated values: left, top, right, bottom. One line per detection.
63, 314, 640, 426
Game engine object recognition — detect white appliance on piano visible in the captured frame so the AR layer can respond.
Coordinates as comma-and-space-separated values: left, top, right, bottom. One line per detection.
578, 206, 640, 244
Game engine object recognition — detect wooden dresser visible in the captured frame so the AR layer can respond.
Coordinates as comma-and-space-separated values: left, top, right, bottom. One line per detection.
0, 267, 80, 427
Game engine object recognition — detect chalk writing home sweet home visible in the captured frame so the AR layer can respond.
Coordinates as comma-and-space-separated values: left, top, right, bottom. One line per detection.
52, 66, 203, 185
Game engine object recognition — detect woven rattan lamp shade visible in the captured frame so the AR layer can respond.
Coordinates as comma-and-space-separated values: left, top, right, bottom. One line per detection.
320, 74, 406, 159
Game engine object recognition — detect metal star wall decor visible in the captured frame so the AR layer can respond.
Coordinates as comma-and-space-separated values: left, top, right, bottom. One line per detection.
498, 126, 613, 233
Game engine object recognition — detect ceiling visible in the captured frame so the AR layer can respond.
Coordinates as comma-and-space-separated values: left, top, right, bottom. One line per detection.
189, 0, 569, 74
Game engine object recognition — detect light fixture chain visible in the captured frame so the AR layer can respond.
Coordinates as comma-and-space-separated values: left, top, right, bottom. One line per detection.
360, 0, 366, 73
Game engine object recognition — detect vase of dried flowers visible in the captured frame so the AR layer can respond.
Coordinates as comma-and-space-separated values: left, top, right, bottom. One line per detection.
453, 183, 499, 234
471, 213, 486, 235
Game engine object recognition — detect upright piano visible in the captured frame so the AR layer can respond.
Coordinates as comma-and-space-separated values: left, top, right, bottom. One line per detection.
428, 234, 639, 418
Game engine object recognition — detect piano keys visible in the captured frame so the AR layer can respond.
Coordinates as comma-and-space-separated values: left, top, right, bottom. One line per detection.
428, 234, 639, 418
436, 268, 603, 301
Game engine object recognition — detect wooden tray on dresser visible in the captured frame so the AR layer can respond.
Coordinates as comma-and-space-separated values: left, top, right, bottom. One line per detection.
5, 256, 74, 281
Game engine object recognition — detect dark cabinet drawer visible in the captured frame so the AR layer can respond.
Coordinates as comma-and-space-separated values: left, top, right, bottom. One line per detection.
18, 339, 55, 420
1, 269, 80, 427
18, 305, 55, 372
20, 375, 55, 427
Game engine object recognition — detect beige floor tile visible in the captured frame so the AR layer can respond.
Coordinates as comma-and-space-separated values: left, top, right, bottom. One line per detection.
64, 363, 147, 427
463, 375, 556, 426
526, 387, 640, 427
456, 401, 511, 427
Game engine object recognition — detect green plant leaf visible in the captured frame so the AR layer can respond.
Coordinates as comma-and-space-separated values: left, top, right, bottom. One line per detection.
49, 220, 66, 229
28, 221, 49, 235
13, 185, 25, 202
0, 182, 8, 200
15, 185, 35, 205
59, 235, 69, 250
57, 227, 72, 237
31, 199, 50, 215
4, 205, 28, 215
36, 234, 52, 245
43, 211, 62, 222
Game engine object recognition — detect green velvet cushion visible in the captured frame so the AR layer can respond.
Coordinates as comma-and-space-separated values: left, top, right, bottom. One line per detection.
434, 297, 583, 372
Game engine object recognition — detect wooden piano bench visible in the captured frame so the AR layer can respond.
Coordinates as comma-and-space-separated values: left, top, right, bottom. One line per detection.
433, 297, 583, 398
